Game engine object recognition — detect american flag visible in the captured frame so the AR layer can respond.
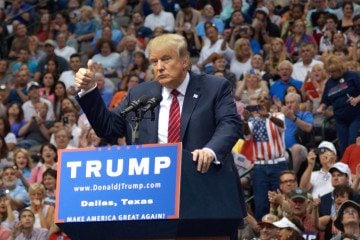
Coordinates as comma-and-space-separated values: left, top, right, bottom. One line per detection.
248, 113, 286, 161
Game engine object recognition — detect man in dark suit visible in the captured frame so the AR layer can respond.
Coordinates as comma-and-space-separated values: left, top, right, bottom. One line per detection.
75, 34, 246, 238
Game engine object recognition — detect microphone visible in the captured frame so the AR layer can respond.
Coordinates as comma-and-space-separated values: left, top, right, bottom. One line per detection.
141, 95, 163, 113
121, 95, 150, 116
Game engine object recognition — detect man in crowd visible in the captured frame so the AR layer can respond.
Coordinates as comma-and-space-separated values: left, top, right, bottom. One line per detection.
144, 0, 175, 32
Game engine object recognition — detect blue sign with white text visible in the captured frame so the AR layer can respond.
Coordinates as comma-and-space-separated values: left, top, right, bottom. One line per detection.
55, 144, 182, 223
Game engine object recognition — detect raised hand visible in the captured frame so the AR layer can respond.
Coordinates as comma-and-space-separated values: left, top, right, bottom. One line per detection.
75, 60, 96, 91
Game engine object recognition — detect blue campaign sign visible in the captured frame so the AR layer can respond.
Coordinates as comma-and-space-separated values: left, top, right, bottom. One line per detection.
55, 143, 182, 223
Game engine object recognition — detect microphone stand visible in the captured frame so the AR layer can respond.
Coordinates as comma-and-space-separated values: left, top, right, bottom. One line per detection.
128, 109, 156, 144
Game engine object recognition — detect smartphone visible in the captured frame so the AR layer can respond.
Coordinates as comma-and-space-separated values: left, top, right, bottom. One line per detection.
63, 116, 69, 125
245, 105, 260, 112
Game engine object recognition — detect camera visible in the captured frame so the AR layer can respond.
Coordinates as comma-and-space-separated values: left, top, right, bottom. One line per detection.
63, 116, 69, 125
313, 148, 326, 155
245, 105, 260, 112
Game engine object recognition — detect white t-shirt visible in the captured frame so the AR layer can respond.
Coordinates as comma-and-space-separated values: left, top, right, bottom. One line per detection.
291, 59, 323, 82
55, 46, 77, 62
310, 169, 334, 198
144, 10, 175, 32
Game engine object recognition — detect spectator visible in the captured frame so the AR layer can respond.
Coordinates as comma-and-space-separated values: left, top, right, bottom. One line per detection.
270, 60, 302, 102
117, 35, 140, 79
347, 15, 360, 48
211, 53, 236, 91
223, 38, 252, 80
195, 4, 224, 39
8, 24, 30, 59
281, 92, 313, 175
11, 209, 48, 240
12, 148, 32, 189
108, 0, 131, 29
4, 70, 29, 105
38, 73, 55, 104
0, 117, 17, 151
127, 51, 152, 83
130, 11, 152, 50
21, 81, 53, 122
264, 37, 289, 85
319, 14, 340, 54
235, 69, 268, 105
144, 0, 175, 33
196, 25, 225, 74
175, 0, 201, 35
291, 42, 323, 83
2, 166, 30, 211
78, 127, 102, 148
284, 20, 317, 63
306, 0, 335, 21
268, 170, 299, 219
42, 168, 57, 207
53, 127, 73, 150
341, 129, 360, 176
0, 188, 18, 231
243, 93, 286, 220
281, 3, 311, 39
29, 143, 57, 184
288, 188, 318, 239
6, 102, 25, 138
73, 5, 97, 55
17, 102, 52, 150
53, 81, 68, 121
332, 200, 360, 240
272, 216, 304, 240
91, 13, 123, 48
26, 183, 54, 229
11, 48, 38, 76
338, 2, 354, 33
5, 0, 32, 26
34, 12, 52, 43
109, 74, 140, 111
220, 0, 248, 22
33, 39, 69, 82
59, 53, 81, 96
300, 141, 337, 198
90, 38, 121, 78
254, 213, 280, 240
317, 56, 360, 156
27, 36, 46, 64
54, 33, 76, 62
311, 10, 328, 46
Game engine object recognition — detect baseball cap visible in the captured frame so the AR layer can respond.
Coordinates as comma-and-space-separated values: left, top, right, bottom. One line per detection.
272, 217, 302, 234
318, 141, 337, 155
329, 162, 352, 183
44, 39, 57, 48
255, 6, 269, 16
334, 200, 360, 232
290, 188, 308, 200
258, 214, 279, 227
26, 81, 40, 92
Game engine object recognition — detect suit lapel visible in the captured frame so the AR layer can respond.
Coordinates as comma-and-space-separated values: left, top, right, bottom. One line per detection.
180, 72, 202, 141
145, 82, 162, 143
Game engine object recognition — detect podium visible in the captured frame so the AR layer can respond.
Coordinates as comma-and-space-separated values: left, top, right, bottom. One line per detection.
55, 145, 245, 240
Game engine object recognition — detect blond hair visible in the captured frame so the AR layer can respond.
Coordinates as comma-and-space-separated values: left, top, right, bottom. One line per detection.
13, 148, 33, 169
28, 183, 45, 196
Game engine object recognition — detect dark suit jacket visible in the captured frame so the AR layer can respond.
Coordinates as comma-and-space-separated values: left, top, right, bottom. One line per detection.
77, 71, 242, 162
77, 72, 246, 232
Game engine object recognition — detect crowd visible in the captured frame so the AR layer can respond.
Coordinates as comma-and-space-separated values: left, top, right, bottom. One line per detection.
0, 0, 359, 239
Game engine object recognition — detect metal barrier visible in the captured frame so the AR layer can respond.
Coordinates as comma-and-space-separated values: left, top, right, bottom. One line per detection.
238, 166, 254, 204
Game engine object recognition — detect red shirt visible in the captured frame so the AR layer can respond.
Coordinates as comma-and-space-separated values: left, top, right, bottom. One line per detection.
341, 143, 360, 175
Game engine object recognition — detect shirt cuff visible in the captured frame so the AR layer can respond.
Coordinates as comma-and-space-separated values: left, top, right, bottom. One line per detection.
77, 84, 98, 98
203, 147, 221, 165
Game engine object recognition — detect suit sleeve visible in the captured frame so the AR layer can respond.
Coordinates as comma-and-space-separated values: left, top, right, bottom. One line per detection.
204, 79, 243, 162
76, 88, 127, 139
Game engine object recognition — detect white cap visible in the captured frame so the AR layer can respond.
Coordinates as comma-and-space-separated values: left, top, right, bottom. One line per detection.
318, 141, 337, 155
329, 162, 352, 183
26, 81, 40, 92
255, 6, 269, 16
273, 217, 302, 234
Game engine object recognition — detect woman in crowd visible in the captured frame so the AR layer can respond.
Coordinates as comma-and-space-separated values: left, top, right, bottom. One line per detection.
12, 148, 32, 189
280, 3, 308, 39
301, 64, 328, 113
285, 19, 316, 62
0, 191, 18, 230
224, 38, 252, 81
28, 36, 46, 64
6, 102, 25, 138
0, 117, 16, 151
91, 38, 121, 78
26, 183, 54, 229
74, 6, 97, 54
42, 168, 57, 207
331, 200, 360, 240
42, 58, 60, 84
264, 37, 289, 83
235, 69, 268, 105
34, 13, 52, 44
78, 127, 102, 148
39, 72, 56, 104
339, 2, 354, 33
29, 143, 57, 184
273, 217, 304, 240
53, 81, 68, 121
317, 56, 360, 155
127, 51, 152, 83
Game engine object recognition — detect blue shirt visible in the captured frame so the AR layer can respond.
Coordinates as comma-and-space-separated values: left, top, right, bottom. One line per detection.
91, 29, 123, 47
196, 18, 225, 37
75, 19, 97, 37
270, 78, 303, 102
12, 60, 38, 74
285, 111, 313, 148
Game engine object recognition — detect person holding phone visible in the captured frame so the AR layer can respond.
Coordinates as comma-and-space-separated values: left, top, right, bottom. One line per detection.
243, 92, 286, 221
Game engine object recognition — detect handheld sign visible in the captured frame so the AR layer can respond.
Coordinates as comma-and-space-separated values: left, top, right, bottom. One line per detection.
55, 143, 182, 223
